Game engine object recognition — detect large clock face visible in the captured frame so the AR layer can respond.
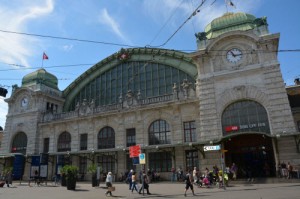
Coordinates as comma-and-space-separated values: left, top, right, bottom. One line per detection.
21, 97, 29, 107
226, 48, 243, 63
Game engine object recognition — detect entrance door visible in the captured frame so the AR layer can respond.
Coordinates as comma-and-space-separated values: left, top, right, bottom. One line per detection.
224, 134, 275, 178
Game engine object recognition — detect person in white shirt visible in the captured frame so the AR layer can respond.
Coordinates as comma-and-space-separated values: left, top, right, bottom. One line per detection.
105, 172, 113, 196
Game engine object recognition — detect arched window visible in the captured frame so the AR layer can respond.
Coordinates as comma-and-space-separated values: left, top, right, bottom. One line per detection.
222, 100, 270, 135
149, 119, 171, 145
98, 126, 115, 149
57, 131, 71, 152
11, 132, 27, 154
69, 62, 195, 110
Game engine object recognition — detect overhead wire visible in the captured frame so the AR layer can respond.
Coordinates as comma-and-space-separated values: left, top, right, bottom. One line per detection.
0, 29, 140, 48
147, 0, 185, 46
0, 49, 299, 73
188, 0, 198, 35
147, 0, 207, 48
0, 63, 94, 71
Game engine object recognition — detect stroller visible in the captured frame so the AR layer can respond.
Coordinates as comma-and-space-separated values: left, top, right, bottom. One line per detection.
196, 175, 210, 188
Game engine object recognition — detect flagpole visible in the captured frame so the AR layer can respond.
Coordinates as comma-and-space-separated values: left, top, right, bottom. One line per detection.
42, 52, 44, 69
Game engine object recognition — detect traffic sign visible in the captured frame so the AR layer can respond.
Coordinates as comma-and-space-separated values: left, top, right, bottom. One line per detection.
129, 145, 141, 158
203, 145, 221, 151
139, 153, 146, 164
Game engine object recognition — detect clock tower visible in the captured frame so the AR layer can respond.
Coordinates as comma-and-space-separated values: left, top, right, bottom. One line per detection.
191, 12, 296, 173
1, 69, 64, 155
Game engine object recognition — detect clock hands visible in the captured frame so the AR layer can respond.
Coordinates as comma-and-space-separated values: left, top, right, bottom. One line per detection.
230, 50, 236, 57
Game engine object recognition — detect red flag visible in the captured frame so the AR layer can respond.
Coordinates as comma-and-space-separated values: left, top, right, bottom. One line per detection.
43, 52, 49, 60
225, 0, 236, 8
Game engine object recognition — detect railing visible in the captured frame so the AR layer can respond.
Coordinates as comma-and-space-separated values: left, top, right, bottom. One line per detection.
140, 94, 173, 105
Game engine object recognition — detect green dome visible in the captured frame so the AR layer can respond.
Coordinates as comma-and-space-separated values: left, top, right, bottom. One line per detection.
205, 12, 257, 39
22, 68, 58, 89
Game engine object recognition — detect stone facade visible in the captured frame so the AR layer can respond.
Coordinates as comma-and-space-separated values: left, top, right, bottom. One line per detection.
1, 12, 300, 181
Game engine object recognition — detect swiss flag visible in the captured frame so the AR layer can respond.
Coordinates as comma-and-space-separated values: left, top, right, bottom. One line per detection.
43, 52, 49, 60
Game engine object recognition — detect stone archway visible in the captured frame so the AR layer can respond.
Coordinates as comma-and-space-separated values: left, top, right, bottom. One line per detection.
11, 132, 27, 154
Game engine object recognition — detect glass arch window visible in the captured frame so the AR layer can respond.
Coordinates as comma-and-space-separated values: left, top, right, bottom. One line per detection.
11, 132, 27, 154
57, 131, 71, 152
149, 119, 171, 145
221, 100, 270, 135
98, 126, 115, 149
69, 61, 195, 110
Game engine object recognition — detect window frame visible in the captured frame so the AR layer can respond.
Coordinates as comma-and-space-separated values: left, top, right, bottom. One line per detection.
97, 126, 115, 149
149, 119, 171, 145
183, 121, 196, 143
57, 131, 71, 152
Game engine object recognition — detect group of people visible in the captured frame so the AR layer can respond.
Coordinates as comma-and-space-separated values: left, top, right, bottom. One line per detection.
126, 169, 151, 195
105, 169, 151, 197
278, 161, 295, 179
181, 164, 237, 191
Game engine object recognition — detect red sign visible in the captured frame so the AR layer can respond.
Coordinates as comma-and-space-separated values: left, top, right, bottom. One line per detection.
225, 126, 239, 132
129, 145, 141, 158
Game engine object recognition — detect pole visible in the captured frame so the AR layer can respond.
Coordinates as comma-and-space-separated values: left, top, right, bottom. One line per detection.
220, 151, 226, 190
41, 53, 44, 68
141, 164, 144, 195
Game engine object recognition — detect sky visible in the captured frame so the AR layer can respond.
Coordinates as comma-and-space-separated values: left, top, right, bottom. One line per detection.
0, 0, 300, 129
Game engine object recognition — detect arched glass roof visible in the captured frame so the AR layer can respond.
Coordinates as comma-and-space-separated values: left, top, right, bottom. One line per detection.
63, 48, 197, 111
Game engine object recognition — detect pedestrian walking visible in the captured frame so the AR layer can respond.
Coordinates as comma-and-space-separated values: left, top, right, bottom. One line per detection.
131, 172, 139, 193
171, 167, 176, 182
127, 169, 133, 190
192, 167, 198, 184
5, 170, 12, 187
230, 163, 238, 180
105, 172, 113, 196
184, 170, 195, 197
139, 172, 151, 195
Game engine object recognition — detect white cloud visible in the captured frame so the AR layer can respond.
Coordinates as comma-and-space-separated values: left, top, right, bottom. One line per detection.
0, 0, 54, 129
143, 0, 263, 32
62, 44, 74, 52
98, 8, 130, 43
0, 0, 54, 67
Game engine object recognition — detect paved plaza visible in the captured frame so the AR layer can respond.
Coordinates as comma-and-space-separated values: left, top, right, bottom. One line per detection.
0, 180, 300, 199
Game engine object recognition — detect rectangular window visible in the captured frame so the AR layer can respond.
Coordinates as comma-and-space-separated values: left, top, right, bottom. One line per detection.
149, 152, 172, 172
97, 155, 115, 174
126, 128, 136, 147
43, 138, 49, 153
184, 121, 196, 142
80, 134, 88, 151
185, 150, 199, 171
79, 156, 87, 175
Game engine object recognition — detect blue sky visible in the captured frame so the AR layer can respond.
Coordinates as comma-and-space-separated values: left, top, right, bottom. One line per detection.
0, 0, 300, 128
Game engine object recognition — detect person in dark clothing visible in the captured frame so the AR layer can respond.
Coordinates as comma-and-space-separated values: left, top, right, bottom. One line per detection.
34, 169, 40, 185
139, 172, 151, 195
127, 169, 133, 190
184, 170, 195, 197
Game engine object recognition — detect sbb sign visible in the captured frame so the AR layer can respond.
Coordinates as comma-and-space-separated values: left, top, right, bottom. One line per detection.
225, 126, 239, 132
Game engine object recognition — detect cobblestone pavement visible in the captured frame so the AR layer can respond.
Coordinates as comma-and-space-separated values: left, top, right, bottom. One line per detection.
0, 181, 300, 199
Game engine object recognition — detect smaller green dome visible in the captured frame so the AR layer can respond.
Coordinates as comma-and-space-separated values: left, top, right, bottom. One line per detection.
22, 68, 58, 89
205, 12, 257, 39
